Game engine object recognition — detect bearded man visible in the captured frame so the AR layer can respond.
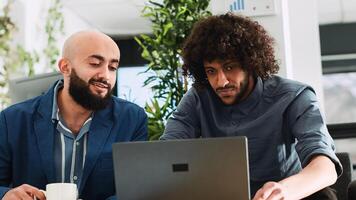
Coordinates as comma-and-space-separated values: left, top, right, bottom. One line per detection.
0, 31, 147, 200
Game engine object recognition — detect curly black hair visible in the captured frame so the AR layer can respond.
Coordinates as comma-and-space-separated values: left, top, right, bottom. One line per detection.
182, 12, 279, 89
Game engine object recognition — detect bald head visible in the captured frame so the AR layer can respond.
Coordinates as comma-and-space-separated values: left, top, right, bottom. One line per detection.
62, 30, 120, 61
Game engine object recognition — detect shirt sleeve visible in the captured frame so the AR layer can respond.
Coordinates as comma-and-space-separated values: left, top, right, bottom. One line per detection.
287, 88, 343, 176
160, 89, 201, 140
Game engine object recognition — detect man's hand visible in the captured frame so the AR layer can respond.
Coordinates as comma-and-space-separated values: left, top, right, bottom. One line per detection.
253, 181, 290, 200
2, 184, 46, 200
252, 156, 337, 200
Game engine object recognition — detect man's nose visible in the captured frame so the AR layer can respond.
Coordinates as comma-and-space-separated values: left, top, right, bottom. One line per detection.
98, 65, 110, 79
217, 71, 229, 87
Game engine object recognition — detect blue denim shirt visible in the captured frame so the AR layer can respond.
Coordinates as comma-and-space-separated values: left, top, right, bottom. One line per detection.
161, 76, 342, 195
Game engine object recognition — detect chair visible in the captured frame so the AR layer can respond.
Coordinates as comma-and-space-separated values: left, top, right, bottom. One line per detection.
330, 152, 353, 200
327, 123, 356, 200
348, 180, 356, 200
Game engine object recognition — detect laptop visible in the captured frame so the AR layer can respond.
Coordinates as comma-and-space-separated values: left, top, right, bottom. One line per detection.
112, 136, 250, 200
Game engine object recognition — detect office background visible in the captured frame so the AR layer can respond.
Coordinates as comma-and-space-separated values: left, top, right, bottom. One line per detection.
1, 0, 355, 177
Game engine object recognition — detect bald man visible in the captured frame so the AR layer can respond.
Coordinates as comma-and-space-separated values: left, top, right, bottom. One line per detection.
0, 31, 148, 200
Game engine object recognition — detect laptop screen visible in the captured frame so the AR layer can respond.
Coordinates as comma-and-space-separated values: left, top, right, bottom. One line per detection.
112, 136, 250, 200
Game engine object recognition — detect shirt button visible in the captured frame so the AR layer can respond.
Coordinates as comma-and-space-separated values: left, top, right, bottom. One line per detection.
73, 176, 78, 181
76, 142, 80, 146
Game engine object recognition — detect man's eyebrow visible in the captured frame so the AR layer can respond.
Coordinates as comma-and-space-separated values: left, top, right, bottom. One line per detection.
223, 60, 240, 67
89, 54, 105, 61
223, 60, 236, 65
88, 54, 119, 64
110, 58, 119, 64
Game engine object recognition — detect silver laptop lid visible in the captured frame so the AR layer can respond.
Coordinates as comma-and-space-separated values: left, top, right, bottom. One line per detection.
113, 136, 250, 200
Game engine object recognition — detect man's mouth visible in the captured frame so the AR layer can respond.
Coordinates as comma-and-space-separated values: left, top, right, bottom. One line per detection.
89, 80, 111, 95
216, 87, 236, 96
91, 81, 109, 89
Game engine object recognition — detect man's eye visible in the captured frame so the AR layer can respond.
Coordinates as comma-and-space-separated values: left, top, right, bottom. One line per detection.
109, 66, 118, 71
90, 63, 100, 66
206, 69, 215, 74
225, 66, 233, 71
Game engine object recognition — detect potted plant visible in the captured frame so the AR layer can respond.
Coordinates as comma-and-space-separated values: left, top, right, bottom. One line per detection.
135, 0, 211, 140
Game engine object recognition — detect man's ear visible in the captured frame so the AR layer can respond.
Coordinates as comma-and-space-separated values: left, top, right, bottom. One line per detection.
58, 58, 71, 76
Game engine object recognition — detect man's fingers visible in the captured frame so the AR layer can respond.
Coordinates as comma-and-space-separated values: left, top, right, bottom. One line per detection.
13, 187, 33, 200
2, 184, 44, 200
33, 189, 46, 200
265, 187, 284, 200
261, 182, 279, 199
253, 188, 265, 200
253, 182, 283, 200
21, 184, 45, 199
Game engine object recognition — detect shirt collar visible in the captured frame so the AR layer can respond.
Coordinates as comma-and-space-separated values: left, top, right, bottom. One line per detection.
51, 80, 64, 121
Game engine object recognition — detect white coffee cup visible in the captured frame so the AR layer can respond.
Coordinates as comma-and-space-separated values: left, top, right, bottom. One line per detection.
44, 183, 77, 200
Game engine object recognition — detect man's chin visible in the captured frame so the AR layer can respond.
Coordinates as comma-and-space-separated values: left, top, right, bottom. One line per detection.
94, 92, 108, 99
219, 96, 236, 105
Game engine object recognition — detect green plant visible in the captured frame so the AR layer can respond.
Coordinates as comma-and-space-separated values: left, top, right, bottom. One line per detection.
0, 2, 15, 108
0, 1, 39, 109
135, 0, 211, 140
0, 0, 64, 109
44, 0, 65, 69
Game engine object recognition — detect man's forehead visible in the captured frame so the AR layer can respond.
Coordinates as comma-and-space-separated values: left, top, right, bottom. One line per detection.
63, 31, 119, 60
204, 59, 240, 66
80, 40, 119, 53
77, 42, 119, 60
86, 54, 119, 63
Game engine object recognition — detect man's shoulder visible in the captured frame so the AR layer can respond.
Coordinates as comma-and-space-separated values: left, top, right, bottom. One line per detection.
1, 95, 43, 117
2, 80, 57, 116
185, 86, 211, 100
177, 87, 207, 107
263, 76, 313, 97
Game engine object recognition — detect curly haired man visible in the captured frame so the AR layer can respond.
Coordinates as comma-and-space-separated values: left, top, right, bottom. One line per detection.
161, 13, 341, 200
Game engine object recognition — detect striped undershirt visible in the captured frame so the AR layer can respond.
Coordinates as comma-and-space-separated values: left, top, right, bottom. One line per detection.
51, 80, 92, 187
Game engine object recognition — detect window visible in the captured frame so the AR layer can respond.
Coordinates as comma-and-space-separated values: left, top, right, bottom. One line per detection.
323, 72, 356, 124
116, 66, 154, 108
320, 23, 356, 175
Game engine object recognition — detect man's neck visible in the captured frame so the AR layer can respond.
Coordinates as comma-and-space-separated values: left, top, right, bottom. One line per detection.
57, 89, 93, 134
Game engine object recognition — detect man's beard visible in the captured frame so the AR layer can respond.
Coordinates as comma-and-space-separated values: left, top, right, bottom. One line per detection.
234, 73, 250, 103
69, 69, 113, 111
215, 71, 250, 104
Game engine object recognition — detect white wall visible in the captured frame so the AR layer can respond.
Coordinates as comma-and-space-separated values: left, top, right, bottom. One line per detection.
287, 1, 324, 110
8, 0, 92, 76
252, 1, 293, 79
253, 0, 324, 110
